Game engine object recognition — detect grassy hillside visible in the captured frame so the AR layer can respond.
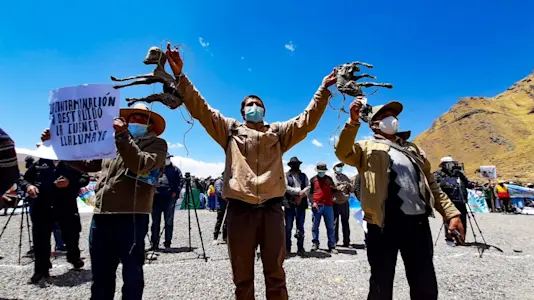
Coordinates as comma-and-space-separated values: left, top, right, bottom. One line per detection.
414, 71, 534, 182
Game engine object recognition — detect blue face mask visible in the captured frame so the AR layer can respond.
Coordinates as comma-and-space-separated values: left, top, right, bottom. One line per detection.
317, 171, 326, 178
128, 123, 148, 137
244, 105, 265, 123
335, 167, 343, 174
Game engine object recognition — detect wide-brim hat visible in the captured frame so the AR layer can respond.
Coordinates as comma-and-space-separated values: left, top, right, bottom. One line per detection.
315, 162, 328, 172
287, 156, 303, 166
369, 101, 403, 122
120, 103, 166, 136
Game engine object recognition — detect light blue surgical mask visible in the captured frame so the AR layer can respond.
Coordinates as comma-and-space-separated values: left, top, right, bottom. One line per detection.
244, 105, 265, 123
317, 171, 326, 178
128, 123, 148, 137
335, 167, 343, 174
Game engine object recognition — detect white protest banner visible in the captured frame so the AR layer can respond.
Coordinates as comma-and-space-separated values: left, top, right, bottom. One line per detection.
480, 165, 497, 180
36, 84, 120, 161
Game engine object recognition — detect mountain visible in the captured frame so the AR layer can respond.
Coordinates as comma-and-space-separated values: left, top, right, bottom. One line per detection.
413, 71, 534, 183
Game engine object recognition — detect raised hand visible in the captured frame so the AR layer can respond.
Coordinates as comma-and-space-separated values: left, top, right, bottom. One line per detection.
166, 43, 184, 77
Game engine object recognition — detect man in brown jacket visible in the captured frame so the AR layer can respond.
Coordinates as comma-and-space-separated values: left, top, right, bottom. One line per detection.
165, 44, 336, 300
42, 103, 167, 300
335, 97, 464, 300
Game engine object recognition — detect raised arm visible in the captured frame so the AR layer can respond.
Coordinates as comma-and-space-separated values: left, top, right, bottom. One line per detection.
335, 99, 366, 169
176, 75, 235, 148
165, 43, 233, 148
335, 120, 364, 169
115, 131, 167, 174
276, 84, 332, 152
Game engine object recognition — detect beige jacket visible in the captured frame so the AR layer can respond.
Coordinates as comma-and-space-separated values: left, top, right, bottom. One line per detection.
177, 75, 331, 204
335, 120, 460, 227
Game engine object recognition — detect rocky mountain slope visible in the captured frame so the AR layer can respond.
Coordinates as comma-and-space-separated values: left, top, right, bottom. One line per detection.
414, 71, 534, 182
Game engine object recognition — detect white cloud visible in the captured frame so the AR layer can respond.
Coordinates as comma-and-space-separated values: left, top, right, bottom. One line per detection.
311, 139, 323, 147
170, 156, 224, 179
199, 37, 210, 48
329, 136, 339, 143
284, 41, 296, 52
361, 135, 374, 141
167, 142, 184, 149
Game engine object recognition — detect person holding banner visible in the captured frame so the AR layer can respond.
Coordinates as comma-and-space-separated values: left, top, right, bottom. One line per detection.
41, 103, 167, 300
335, 97, 464, 300
166, 43, 336, 300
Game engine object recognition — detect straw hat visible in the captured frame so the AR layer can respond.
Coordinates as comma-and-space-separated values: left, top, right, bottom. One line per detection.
120, 103, 166, 136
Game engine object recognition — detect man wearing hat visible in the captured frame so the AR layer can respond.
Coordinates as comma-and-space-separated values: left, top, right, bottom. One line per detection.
434, 156, 470, 233
332, 161, 354, 247
308, 162, 338, 253
335, 97, 464, 299
150, 152, 182, 251
284, 157, 310, 256
41, 103, 167, 300
166, 44, 337, 299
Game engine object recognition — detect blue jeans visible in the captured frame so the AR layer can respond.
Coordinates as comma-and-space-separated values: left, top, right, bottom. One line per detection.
151, 194, 176, 247
90, 214, 149, 300
284, 207, 306, 251
312, 205, 335, 249
53, 223, 65, 250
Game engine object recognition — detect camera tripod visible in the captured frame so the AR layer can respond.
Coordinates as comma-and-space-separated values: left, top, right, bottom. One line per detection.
435, 177, 500, 258
0, 197, 33, 264
148, 173, 207, 262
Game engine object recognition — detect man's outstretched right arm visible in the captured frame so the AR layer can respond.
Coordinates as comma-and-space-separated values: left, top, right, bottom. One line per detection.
335, 119, 364, 169
177, 75, 232, 149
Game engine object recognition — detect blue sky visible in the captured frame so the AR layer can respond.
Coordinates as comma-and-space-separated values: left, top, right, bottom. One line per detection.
2, 0, 534, 177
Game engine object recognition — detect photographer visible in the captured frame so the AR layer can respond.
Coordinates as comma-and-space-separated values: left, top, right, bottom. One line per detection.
20, 159, 88, 284
433, 157, 470, 230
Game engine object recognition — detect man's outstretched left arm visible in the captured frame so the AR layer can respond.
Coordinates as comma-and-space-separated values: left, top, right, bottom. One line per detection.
276, 85, 332, 152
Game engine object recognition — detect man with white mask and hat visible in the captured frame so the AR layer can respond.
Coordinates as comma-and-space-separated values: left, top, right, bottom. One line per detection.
41, 103, 168, 300
335, 97, 465, 300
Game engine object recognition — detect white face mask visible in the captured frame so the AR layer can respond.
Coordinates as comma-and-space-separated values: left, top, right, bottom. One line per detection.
165, 158, 171, 165
378, 116, 399, 135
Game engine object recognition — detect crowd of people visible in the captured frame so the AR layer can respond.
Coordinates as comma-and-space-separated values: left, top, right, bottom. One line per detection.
0, 43, 528, 300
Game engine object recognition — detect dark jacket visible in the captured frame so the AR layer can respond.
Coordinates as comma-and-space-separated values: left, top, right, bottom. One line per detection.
433, 169, 469, 203
0, 128, 19, 194
156, 164, 182, 198
284, 171, 309, 209
20, 159, 89, 213
69, 131, 167, 214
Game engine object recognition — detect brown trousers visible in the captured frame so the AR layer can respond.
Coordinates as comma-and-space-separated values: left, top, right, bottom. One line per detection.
227, 199, 288, 300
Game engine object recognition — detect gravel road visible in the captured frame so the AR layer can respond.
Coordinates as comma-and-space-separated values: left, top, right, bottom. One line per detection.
0, 210, 532, 300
